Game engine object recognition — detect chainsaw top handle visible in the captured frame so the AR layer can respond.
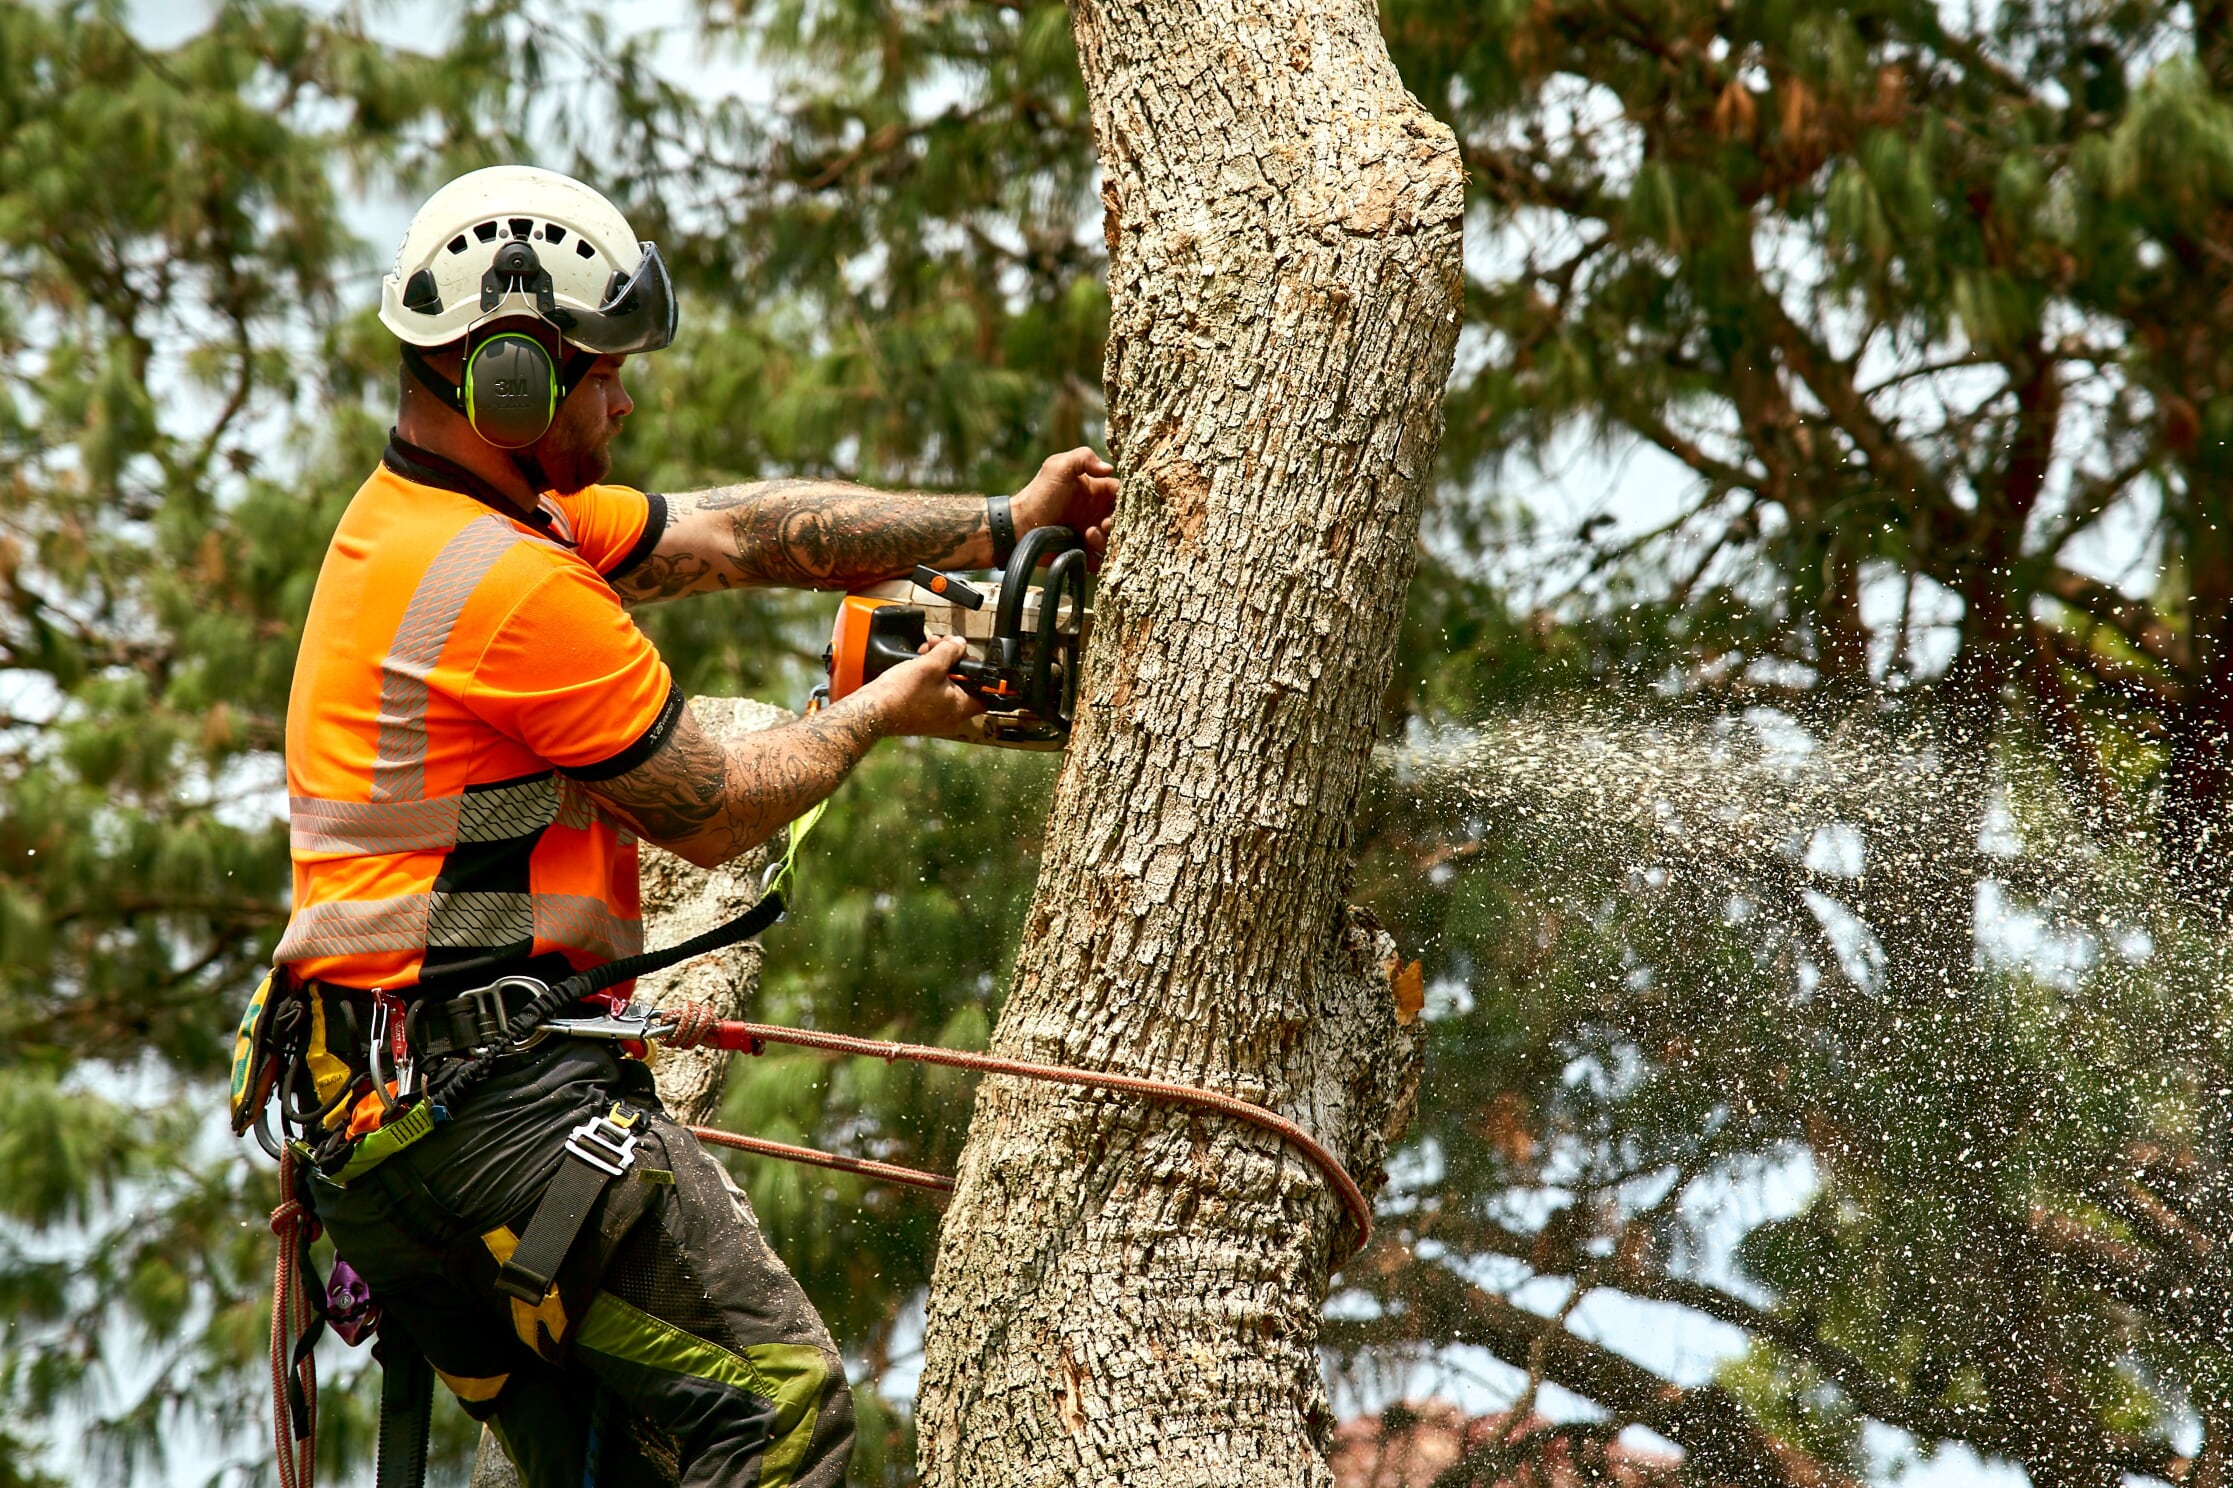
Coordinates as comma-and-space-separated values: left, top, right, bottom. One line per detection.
993, 524, 1085, 670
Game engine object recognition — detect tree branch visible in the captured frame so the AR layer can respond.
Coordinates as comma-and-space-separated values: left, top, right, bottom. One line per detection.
1355, 1259, 1865, 1488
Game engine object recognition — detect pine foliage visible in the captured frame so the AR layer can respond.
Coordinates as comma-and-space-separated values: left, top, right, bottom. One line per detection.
9, 3, 2233, 1487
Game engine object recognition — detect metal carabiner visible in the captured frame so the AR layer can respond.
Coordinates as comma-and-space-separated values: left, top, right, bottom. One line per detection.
365, 992, 399, 1115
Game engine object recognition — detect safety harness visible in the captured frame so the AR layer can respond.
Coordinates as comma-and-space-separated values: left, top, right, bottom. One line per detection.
246, 807, 822, 1488
244, 796, 1374, 1488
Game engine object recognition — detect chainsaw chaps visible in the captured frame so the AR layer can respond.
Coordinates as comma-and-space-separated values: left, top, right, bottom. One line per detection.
821, 525, 1089, 750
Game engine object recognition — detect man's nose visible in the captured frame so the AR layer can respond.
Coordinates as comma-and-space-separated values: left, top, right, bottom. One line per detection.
610, 382, 634, 420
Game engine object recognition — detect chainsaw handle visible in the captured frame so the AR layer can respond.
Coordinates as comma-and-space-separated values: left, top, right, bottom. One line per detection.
861, 604, 928, 684
1032, 546, 1087, 724
992, 525, 1084, 669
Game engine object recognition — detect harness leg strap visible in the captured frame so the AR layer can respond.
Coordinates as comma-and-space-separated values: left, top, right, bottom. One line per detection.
495, 1103, 642, 1304
374, 1329, 435, 1488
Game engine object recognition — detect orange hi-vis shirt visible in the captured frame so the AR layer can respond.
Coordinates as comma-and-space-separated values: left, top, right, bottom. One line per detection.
276, 434, 681, 991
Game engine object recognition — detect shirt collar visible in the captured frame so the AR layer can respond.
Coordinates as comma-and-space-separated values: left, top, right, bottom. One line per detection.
381, 430, 572, 545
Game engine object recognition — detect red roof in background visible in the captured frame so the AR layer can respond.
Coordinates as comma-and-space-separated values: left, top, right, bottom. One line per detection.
1329, 1403, 1679, 1488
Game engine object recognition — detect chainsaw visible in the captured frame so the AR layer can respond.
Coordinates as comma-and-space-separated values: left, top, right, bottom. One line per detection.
818, 524, 1090, 749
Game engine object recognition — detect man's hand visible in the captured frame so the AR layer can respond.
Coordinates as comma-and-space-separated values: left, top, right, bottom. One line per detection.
580, 645, 982, 871
1010, 448, 1118, 565
857, 636, 986, 739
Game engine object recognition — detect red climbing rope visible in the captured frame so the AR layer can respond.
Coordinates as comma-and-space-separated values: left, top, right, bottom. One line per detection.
268, 1148, 319, 1488
687, 1128, 955, 1192
676, 1013, 1374, 1248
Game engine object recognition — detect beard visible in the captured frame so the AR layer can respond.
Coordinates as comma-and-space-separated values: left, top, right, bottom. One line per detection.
530, 395, 616, 494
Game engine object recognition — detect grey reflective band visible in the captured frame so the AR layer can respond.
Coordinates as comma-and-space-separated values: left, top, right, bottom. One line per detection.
289, 796, 462, 856
455, 776, 565, 843
425, 890, 534, 950
532, 893, 644, 963
291, 775, 568, 856
273, 890, 642, 965
273, 896, 433, 962
370, 516, 526, 804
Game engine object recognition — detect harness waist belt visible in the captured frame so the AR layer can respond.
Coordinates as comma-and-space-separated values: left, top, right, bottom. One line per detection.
311, 977, 613, 1065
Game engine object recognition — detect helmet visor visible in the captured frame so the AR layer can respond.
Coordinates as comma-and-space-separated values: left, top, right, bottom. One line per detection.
548, 241, 678, 356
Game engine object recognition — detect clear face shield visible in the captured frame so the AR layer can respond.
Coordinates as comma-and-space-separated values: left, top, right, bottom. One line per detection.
472, 240, 678, 359
548, 241, 678, 356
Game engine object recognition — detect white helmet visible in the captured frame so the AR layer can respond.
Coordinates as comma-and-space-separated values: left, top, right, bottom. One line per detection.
378, 165, 676, 357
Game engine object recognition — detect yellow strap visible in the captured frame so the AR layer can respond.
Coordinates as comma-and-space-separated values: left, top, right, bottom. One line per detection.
762, 797, 826, 902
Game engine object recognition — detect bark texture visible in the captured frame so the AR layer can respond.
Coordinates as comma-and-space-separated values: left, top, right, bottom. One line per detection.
629, 696, 793, 1126
470, 695, 789, 1487
913, 4, 1465, 1484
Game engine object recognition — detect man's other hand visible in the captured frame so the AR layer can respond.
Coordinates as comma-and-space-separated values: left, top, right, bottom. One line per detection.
1012, 448, 1118, 566
860, 636, 986, 740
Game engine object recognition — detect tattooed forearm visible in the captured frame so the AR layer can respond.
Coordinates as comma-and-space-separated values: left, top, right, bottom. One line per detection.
575, 694, 884, 868
612, 479, 989, 605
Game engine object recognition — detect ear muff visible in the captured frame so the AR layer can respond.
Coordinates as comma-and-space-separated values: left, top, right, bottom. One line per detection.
462, 330, 560, 450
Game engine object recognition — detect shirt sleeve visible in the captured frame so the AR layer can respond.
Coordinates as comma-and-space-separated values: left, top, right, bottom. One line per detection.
550, 483, 668, 577
464, 558, 679, 773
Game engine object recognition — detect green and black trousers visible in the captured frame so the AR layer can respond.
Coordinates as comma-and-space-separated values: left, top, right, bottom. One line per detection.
308, 1042, 854, 1488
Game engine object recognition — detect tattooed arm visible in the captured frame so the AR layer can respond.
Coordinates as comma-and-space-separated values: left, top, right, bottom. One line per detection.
578, 637, 982, 868
614, 479, 987, 605
613, 449, 1119, 606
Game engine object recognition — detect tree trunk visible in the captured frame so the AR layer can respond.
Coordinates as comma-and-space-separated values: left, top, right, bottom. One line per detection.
470, 697, 790, 1487
912, 5, 1465, 1484
628, 696, 793, 1126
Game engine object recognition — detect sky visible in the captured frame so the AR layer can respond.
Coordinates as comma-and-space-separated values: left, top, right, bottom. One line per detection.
81, 4, 2081, 1487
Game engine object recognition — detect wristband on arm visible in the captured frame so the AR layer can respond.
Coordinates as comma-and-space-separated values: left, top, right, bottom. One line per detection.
986, 493, 1017, 567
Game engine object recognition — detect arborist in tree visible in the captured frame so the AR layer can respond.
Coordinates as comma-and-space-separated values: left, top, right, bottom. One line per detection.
244, 165, 1116, 1488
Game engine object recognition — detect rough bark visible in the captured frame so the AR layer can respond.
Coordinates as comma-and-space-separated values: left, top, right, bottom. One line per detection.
913, 4, 1465, 1484
628, 696, 793, 1126
470, 696, 789, 1487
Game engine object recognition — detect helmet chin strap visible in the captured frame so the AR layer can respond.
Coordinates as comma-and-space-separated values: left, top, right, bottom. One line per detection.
400, 341, 466, 411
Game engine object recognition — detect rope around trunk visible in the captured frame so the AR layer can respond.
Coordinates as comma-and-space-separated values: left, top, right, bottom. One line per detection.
677, 1014, 1373, 1249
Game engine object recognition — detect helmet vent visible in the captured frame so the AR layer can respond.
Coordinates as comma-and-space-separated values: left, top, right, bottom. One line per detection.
508, 218, 534, 239
474, 221, 499, 243
446, 235, 469, 255
575, 239, 596, 259
544, 225, 567, 244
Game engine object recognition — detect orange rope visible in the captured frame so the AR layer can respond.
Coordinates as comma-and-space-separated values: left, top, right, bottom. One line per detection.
268, 1149, 318, 1488
680, 1013, 1373, 1248
686, 1127, 954, 1191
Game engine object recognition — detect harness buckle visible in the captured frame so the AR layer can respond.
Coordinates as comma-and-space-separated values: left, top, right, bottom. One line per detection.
446, 981, 515, 1049
562, 1106, 639, 1178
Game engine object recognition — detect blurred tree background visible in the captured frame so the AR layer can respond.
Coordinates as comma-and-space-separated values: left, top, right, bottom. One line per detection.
5, 1, 2232, 1487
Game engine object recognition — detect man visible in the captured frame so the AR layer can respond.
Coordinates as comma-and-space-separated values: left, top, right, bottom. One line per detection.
272, 165, 1115, 1486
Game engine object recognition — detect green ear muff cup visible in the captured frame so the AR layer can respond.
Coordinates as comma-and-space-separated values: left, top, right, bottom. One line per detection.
463, 332, 559, 449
